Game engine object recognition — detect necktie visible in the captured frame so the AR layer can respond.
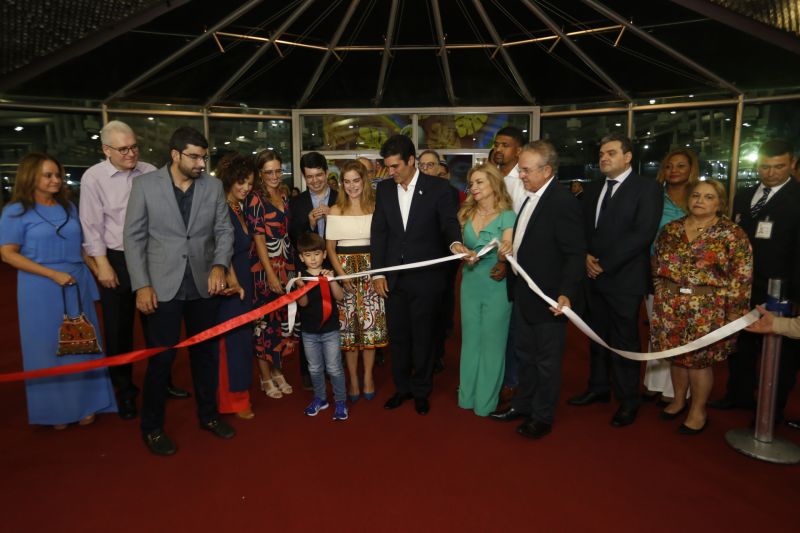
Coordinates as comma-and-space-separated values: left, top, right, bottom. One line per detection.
750, 187, 772, 218
599, 179, 618, 216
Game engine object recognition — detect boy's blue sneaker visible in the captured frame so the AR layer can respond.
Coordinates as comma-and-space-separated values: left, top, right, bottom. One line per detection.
333, 400, 349, 421
304, 397, 329, 416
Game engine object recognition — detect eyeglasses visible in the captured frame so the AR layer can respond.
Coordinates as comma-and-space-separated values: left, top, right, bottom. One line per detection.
104, 144, 139, 155
180, 152, 209, 163
260, 169, 282, 177
418, 162, 437, 170
518, 165, 547, 175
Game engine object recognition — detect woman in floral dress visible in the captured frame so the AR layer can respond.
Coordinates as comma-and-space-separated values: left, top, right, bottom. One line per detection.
650, 180, 752, 434
245, 149, 295, 399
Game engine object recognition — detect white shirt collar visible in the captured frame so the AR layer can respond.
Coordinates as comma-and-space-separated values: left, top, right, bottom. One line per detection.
397, 169, 420, 192
606, 166, 633, 184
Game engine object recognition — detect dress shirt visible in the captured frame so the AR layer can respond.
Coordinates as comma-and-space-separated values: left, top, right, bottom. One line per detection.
172, 179, 200, 300
503, 164, 526, 214
398, 170, 420, 230
512, 176, 554, 258
594, 166, 633, 226
79, 159, 156, 256
749, 178, 790, 209
311, 186, 332, 237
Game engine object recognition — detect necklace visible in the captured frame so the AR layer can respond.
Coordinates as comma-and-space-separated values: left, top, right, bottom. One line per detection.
476, 207, 497, 217
686, 216, 718, 233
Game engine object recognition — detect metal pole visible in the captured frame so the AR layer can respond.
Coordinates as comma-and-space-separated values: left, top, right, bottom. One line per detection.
374, 0, 400, 106
431, 0, 457, 105
728, 94, 744, 216
105, 0, 265, 102
725, 278, 800, 464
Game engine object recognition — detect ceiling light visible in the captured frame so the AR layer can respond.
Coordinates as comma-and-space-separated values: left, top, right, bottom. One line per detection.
643, 144, 649, 149
224, 141, 231, 145
91, 134, 99, 140
670, 111, 676, 115
649, 99, 656, 104
576, 140, 583, 144
615, 123, 622, 127
147, 117, 154, 121
14, 126, 23, 131
237, 135, 245, 140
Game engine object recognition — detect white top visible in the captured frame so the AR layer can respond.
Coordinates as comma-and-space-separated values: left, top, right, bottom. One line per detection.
750, 177, 790, 208
595, 166, 633, 227
397, 170, 420, 230
512, 176, 555, 257
503, 164, 526, 214
326, 214, 372, 246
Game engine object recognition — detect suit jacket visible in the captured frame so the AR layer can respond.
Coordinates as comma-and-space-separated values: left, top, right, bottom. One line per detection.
508, 180, 586, 323
732, 179, 800, 304
584, 172, 662, 295
123, 165, 234, 301
370, 173, 461, 290
288, 188, 338, 248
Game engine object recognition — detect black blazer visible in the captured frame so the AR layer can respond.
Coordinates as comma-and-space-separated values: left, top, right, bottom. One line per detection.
508, 180, 586, 324
732, 179, 800, 304
288, 188, 338, 248
583, 172, 662, 295
370, 173, 461, 290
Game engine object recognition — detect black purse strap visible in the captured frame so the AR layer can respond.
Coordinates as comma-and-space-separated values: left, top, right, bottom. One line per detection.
61, 283, 84, 318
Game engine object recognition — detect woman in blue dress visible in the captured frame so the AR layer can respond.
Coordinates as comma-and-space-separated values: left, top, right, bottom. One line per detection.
0, 153, 116, 429
215, 153, 256, 419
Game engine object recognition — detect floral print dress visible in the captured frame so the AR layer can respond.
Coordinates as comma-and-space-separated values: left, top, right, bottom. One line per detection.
650, 216, 753, 368
245, 190, 295, 365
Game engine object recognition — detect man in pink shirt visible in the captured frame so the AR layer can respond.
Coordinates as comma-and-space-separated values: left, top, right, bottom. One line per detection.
79, 120, 190, 419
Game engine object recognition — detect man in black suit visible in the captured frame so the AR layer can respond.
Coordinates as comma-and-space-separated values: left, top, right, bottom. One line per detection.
288, 152, 338, 387
491, 141, 586, 439
371, 135, 467, 415
568, 133, 662, 427
711, 139, 800, 421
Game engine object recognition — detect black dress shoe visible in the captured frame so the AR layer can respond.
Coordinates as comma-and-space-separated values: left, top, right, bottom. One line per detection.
678, 420, 708, 435
167, 385, 192, 400
414, 398, 430, 415
489, 407, 529, 422
516, 419, 552, 439
384, 392, 413, 410
611, 406, 638, 427
568, 390, 611, 406
200, 418, 236, 439
117, 398, 137, 420
142, 429, 177, 456
433, 358, 445, 374
659, 405, 687, 421
786, 419, 800, 431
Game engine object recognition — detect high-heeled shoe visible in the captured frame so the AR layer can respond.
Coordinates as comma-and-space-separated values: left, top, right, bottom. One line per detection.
363, 390, 376, 400
272, 373, 293, 395
260, 377, 283, 399
53, 424, 67, 431
348, 393, 361, 403
78, 414, 95, 426
678, 419, 708, 435
659, 405, 687, 421
236, 408, 255, 420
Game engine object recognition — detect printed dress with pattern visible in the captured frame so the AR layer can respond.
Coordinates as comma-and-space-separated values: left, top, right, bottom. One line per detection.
650, 216, 753, 368
326, 214, 388, 350
245, 190, 295, 366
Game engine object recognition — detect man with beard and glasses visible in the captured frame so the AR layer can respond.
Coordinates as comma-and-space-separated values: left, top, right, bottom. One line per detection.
124, 127, 234, 455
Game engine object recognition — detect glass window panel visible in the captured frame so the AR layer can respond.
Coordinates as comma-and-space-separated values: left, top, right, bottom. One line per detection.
632, 107, 736, 191
208, 118, 292, 177
106, 113, 204, 168
302, 114, 412, 151
540, 114, 627, 183
418, 113, 529, 149
736, 101, 800, 192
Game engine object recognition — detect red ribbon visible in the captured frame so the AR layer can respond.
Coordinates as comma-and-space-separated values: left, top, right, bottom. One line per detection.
318, 276, 332, 328
0, 281, 319, 383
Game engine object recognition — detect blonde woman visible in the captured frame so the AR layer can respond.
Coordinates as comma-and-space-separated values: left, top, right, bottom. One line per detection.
457, 164, 515, 416
326, 160, 388, 402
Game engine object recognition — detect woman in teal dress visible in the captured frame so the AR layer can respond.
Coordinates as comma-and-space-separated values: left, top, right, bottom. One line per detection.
458, 164, 516, 416
0, 153, 116, 429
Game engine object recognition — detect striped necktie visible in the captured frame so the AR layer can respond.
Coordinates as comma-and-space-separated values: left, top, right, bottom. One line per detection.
750, 187, 772, 218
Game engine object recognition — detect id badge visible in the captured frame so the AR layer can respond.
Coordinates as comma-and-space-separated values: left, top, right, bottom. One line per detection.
755, 220, 773, 239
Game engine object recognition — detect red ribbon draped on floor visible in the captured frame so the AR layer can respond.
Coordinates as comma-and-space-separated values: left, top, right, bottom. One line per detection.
0, 281, 321, 383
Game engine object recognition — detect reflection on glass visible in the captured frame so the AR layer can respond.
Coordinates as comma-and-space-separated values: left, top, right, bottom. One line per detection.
418, 114, 529, 149
541, 114, 626, 183
208, 118, 292, 177
107, 114, 204, 169
302, 115, 411, 151
736, 102, 800, 191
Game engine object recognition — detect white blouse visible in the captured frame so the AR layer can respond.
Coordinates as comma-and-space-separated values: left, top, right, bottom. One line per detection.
326, 214, 372, 246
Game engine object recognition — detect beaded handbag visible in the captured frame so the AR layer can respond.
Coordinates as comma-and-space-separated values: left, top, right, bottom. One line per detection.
57, 284, 102, 356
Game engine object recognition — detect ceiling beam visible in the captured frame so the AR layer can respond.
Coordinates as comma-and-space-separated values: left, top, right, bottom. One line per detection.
373, 0, 400, 106
471, 0, 535, 104
582, 0, 741, 95
519, 0, 630, 102
297, 0, 361, 108
431, 0, 457, 105
105, 0, 264, 103
205, 0, 315, 107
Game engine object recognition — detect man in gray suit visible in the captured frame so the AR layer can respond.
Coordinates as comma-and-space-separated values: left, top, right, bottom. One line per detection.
124, 127, 234, 456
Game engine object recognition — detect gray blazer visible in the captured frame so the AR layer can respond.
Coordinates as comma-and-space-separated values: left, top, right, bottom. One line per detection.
123, 165, 234, 301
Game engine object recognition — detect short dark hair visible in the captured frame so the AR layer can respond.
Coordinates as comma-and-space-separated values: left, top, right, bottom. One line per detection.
217, 152, 256, 192
296, 232, 326, 253
300, 151, 328, 173
169, 126, 208, 153
380, 134, 416, 161
759, 139, 794, 159
495, 126, 526, 146
599, 132, 633, 154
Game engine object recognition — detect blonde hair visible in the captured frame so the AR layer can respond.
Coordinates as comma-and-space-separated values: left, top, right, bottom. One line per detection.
457, 164, 512, 226
335, 160, 375, 213
657, 148, 700, 211
690, 179, 728, 216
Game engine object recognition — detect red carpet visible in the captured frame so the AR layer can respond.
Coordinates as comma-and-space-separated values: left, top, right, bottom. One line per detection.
0, 262, 797, 532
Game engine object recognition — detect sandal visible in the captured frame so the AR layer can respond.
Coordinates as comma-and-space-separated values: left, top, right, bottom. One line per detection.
53, 424, 68, 431
78, 414, 95, 426
260, 377, 283, 399
236, 408, 255, 420
272, 373, 293, 395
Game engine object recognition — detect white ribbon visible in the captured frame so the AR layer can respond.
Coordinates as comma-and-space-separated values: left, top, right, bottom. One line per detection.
284, 239, 502, 335
505, 255, 760, 361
